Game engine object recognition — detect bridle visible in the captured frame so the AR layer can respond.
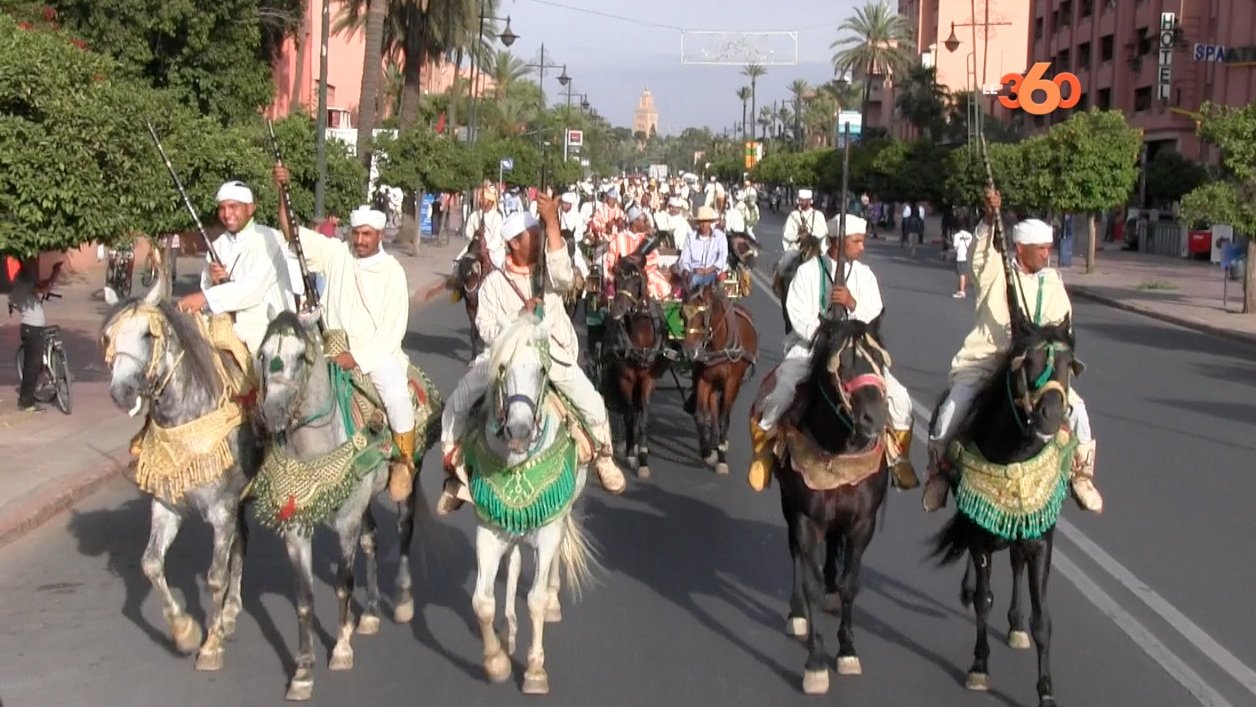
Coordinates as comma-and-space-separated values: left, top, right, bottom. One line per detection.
817, 332, 889, 434
101, 304, 185, 402
1006, 338, 1071, 433
260, 327, 334, 433
681, 287, 747, 364
490, 339, 552, 445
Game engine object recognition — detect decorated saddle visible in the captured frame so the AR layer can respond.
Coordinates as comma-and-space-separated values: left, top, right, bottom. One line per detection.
948, 430, 1078, 541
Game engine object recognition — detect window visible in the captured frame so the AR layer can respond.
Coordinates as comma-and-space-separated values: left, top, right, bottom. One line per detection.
1058, 49, 1071, 71
1078, 41, 1092, 70
1060, 1, 1072, 26
1137, 28, 1153, 56
1035, 17, 1043, 40
1052, 10, 1059, 32
1101, 34, 1114, 61
1098, 87, 1112, 109
1081, 0, 1093, 18
1134, 86, 1152, 111
1076, 92, 1090, 110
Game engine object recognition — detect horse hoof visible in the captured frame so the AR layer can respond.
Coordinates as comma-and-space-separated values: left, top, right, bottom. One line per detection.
393, 600, 415, 624
522, 670, 550, 694
329, 647, 354, 671
965, 672, 991, 691
285, 678, 314, 701
637, 465, 651, 479
960, 588, 974, 608
195, 648, 224, 672
1040, 698, 1057, 707
715, 462, 730, 475
786, 617, 808, 637
546, 604, 563, 623
836, 656, 862, 675
1008, 630, 1032, 649
802, 669, 830, 695
171, 615, 203, 655
704, 452, 718, 467
822, 593, 841, 614
484, 652, 512, 683
357, 614, 381, 635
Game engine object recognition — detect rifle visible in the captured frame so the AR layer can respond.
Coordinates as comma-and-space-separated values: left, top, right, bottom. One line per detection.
266, 120, 323, 318
144, 122, 224, 271
826, 122, 853, 320
976, 133, 1028, 329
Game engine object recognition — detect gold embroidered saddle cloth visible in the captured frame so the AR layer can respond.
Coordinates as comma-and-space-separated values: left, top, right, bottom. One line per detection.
321, 329, 444, 446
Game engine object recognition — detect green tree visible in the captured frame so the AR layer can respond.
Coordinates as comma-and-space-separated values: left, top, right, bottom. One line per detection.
894, 63, 947, 141
830, 1, 914, 133
1145, 149, 1209, 208
1181, 102, 1256, 313
374, 128, 478, 194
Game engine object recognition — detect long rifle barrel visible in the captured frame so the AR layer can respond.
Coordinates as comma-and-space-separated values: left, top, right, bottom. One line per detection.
145, 122, 223, 268
826, 122, 852, 320
976, 133, 1026, 328
267, 120, 322, 314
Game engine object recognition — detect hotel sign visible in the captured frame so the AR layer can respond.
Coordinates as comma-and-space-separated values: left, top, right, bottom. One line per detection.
1158, 13, 1175, 101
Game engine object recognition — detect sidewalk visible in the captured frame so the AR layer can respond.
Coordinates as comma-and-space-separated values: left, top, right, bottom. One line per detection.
0, 236, 461, 549
1058, 247, 1256, 345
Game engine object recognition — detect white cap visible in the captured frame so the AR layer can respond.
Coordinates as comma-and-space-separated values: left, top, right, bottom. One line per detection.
502, 211, 540, 240
561, 192, 579, 206
667, 197, 685, 208
798, 189, 813, 200
216, 181, 253, 204
349, 206, 386, 230
626, 205, 645, 222
827, 214, 868, 235
1013, 218, 1054, 246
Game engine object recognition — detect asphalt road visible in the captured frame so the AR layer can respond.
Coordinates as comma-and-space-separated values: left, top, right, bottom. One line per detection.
2, 212, 1254, 707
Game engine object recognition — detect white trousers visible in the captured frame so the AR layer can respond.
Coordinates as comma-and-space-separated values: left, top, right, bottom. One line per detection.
929, 382, 1091, 453
441, 353, 610, 449
367, 356, 415, 433
757, 358, 912, 432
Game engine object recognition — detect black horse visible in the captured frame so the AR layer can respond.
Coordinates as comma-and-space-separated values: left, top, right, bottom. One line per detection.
763, 315, 891, 695
931, 315, 1078, 707
446, 236, 489, 359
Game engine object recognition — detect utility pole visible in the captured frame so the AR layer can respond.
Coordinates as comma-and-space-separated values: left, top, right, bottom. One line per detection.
313, 0, 331, 218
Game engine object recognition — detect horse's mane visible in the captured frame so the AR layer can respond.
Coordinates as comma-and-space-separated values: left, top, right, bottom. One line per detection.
810, 316, 885, 379
488, 313, 543, 373
261, 310, 318, 355
102, 299, 223, 399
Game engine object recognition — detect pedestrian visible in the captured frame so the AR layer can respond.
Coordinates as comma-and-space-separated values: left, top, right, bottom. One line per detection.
951, 227, 973, 298
9, 259, 63, 413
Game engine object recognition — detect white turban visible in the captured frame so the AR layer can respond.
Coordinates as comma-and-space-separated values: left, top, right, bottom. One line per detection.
349, 206, 387, 230
667, 197, 685, 208
561, 192, 579, 206
502, 211, 539, 240
798, 189, 813, 200
215, 181, 253, 204
1013, 219, 1054, 246
827, 214, 868, 235
626, 205, 645, 222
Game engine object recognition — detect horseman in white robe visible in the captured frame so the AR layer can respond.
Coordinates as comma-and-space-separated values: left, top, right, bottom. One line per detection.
559, 192, 591, 278
776, 188, 828, 277
456, 182, 505, 269
653, 197, 693, 251
924, 190, 1102, 513
748, 215, 919, 491
176, 181, 295, 353
437, 200, 627, 515
274, 166, 420, 502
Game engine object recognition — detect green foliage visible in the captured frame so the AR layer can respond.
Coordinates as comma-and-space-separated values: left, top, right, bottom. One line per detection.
1034, 109, 1141, 214
1181, 102, 1256, 239
1145, 150, 1209, 206
864, 139, 948, 203
375, 128, 479, 195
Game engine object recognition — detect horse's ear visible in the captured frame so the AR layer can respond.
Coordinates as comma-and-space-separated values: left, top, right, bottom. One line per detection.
103, 286, 121, 306
867, 312, 884, 338
298, 307, 321, 331
267, 303, 279, 321
1069, 357, 1086, 378
1062, 313, 1075, 346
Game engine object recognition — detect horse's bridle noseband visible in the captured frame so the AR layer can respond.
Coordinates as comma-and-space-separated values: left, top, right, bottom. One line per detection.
1007, 340, 1071, 427
102, 305, 184, 401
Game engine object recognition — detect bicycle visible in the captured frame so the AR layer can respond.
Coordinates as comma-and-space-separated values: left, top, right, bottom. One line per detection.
106, 246, 134, 298
11, 291, 72, 414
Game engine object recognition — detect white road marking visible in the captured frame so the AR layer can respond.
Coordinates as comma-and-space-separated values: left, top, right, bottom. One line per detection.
746, 264, 1255, 705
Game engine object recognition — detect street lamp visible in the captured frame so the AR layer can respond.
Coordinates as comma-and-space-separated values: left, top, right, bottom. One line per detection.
944, 22, 961, 53
525, 44, 566, 108
468, 8, 519, 145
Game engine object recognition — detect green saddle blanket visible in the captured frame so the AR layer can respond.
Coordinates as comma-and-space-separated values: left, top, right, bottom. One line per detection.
948, 431, 1077, 541
662, 301, 684, 340
464, 420, 578, 536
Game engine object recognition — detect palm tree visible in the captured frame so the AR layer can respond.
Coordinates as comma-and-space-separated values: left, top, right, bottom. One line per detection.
488, 49, 529, 100
741, 63, 766, 141
289, 1, 310, 116
788, 78, 810, 147
735, 86, 751, 143
830, 0, 914, 134
894, 62, 948, 140
354, 0, 388, 184
757, 105, 773, 145
816, 78, 864, 112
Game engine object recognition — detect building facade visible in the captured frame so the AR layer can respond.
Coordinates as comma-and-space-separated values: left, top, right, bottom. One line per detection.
633, 88, 659, 138
1024, 0, 1256, 162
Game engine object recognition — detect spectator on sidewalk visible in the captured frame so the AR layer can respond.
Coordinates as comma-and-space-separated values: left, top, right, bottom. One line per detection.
9, 259, 63, 413
951, 228, 974, 298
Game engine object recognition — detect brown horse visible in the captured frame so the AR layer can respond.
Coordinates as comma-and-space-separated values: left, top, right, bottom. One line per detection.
446, 236, 490, 359
605, 254, 670, 479
679, 282, 758, 475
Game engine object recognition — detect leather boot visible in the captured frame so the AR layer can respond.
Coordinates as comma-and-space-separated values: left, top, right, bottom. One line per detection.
436, 444, 467, 515
1070, 440, 1103, 513
888, 428, 920, 490
921, 444, 950, 512
387, 428, 417, 503
594, 447, 627, 494
747, 419, 775, 492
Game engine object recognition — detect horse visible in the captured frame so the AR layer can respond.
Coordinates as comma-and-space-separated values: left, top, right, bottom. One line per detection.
253, 310, 437, 701
447, 234, 490, 359
605, 253, 669, 478
99, 267, 254, 673
752, 315, 892, 695
678, 281, 758, 475
930, 315, 1078, 707
772, 233, 823, 335
457, 313, 599, 694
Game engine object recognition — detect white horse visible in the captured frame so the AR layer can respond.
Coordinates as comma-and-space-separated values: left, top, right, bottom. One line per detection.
460, 313, 600, 694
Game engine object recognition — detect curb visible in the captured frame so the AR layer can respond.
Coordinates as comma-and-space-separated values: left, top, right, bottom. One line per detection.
0, 268, 455, 551
1068, 285, 1256, 347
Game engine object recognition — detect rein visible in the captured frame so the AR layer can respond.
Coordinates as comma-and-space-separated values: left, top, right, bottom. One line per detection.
815, 334, 887, 434
1004, 339, 1071, 434
682, 292, 753, 366
609, 265, 663, 365
263, 329, 337, 434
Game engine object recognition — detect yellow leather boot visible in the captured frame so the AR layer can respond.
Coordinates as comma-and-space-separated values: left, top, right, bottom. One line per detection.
436, 444, 468, 515
747, 419, 775, 492
387, 428, 417, 503
888, 428, 920, 490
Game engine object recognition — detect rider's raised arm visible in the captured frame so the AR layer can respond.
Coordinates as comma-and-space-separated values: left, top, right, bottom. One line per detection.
968, 219, 1004, 305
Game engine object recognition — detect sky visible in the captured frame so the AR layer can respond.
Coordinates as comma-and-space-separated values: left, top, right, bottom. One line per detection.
497, 0, 866, 134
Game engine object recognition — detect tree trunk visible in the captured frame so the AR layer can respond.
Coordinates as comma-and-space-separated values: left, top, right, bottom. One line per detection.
356, 0, 387, 195
1085, 211, 1096, 274
399, 3, 424, 131
741, 100, 747, 144
1245, 236, 1256, 314
289, 1, 309, 115
750, 79, 757, 143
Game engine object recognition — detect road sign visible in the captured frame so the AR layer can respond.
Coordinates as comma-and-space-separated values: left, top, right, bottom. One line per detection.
566, 129, 583, 148
500, 157, 514, 171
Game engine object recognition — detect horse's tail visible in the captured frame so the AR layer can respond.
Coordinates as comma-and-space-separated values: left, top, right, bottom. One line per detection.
558, 511, 602, 602
930, 511, 972, 566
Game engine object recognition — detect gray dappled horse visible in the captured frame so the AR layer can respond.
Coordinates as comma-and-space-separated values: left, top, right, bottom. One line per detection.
100, 263, 254, 672
255, 310, 433, 701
